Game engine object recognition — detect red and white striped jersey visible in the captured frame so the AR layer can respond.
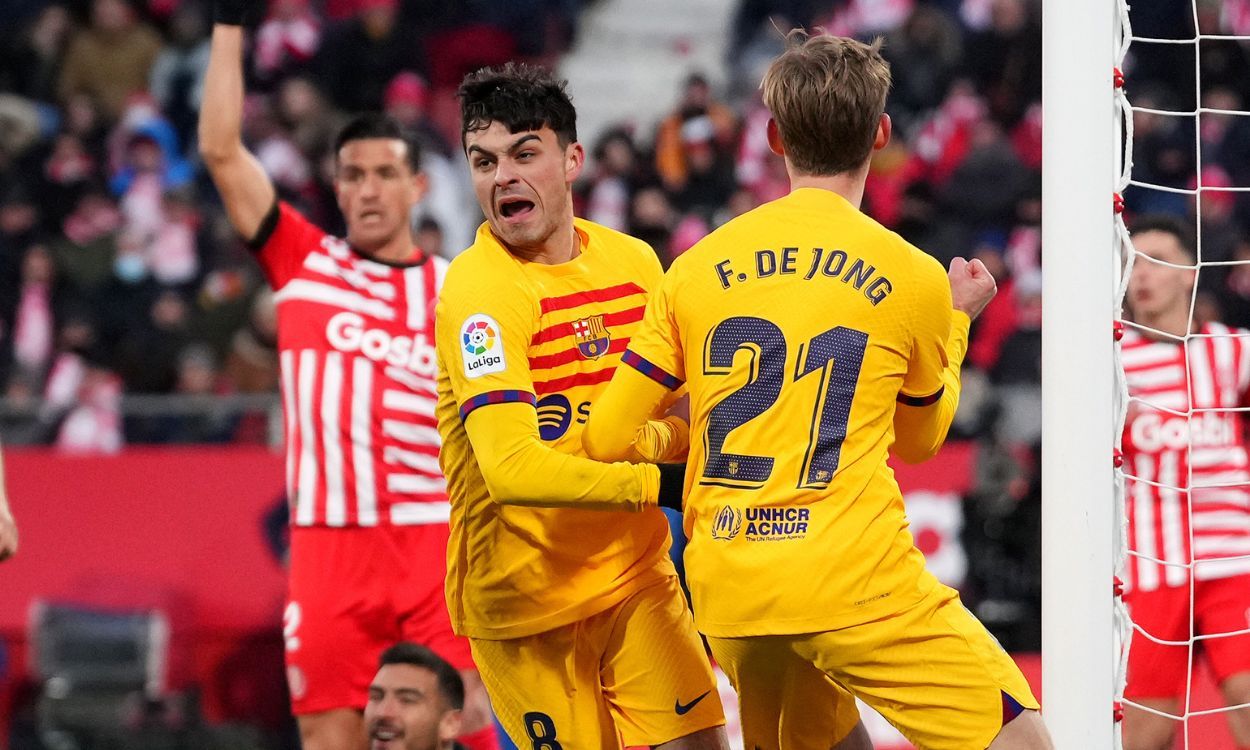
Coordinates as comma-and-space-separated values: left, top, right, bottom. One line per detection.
1121, 323, 1250, 591
257, 202, 448, 528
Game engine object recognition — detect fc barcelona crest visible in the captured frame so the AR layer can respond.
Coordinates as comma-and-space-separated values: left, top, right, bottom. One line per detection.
573, 315, 611, 360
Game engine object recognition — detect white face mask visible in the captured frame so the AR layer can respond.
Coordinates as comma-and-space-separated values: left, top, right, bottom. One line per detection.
114, 252, 148, 284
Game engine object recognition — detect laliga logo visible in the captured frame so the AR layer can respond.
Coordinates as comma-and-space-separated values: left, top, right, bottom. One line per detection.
463, 319, 497, 356
711, 505, 743, 541
461, 313, 506, 378
325, 311, 436, 378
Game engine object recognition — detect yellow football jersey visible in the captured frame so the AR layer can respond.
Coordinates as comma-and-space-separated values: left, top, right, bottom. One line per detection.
617, 188, 966, 637
435, 219, 676, 640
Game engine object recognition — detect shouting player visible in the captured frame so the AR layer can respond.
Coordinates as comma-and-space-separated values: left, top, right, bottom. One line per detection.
584, 33, 1053, 750
433, 64, 731, 749
198, 5, 493, 749
1119, 215, 1250, 750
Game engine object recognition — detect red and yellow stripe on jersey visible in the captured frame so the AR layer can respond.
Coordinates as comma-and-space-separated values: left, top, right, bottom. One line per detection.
586, 188, 971, 638
434, 219, 677, 640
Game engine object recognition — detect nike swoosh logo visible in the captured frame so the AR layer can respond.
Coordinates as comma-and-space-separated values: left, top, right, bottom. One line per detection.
674, 690, 711, 715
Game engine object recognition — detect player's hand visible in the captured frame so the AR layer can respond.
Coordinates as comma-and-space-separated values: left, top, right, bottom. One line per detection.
0, 507, 17, 563
948, 257, 997, 320
214, 0, 256, 26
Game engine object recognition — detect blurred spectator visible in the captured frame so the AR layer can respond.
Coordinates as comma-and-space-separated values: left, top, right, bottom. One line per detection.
414, 217, 444, 258
823, 0, 915, 39
0, 4, 73, 103
883, 5, 964, 136
384, 71, 452, 156
223, 289, 278, 394
314, 0, 424, 113
114, 289, 192, 393
582, 127, 640, 232
9, 244, 61, 385
58, 0, 163, 122
628, 187, 676, 266
962, 0, 1041, 126
668, 116, 737, 219
939, 120, 1032, 236
253, 0, 322, 87
54, 187, 122, 296
990, 268, 1042, 386
653, 73, 737, 194
149, 0, 211, 147
275, 75, 340, 159
0, 95, 44, 172
966, 234, 1019, 373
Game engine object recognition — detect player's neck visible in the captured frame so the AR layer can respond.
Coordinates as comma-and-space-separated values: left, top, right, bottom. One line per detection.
358, 235, 421, 264
1136, 305, 1192, 340
787, 167, 868, 209
517, 223, 580, 266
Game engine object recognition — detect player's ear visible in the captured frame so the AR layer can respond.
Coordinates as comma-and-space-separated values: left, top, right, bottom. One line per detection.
408, 169, 429, 205
766, 118, 785, 158
873, 114, 891, 152
438, 708, 463, 743
565, 140, 586, 185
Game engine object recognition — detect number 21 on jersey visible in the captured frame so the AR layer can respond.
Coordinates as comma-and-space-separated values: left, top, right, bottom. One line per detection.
700, 316, 868, 491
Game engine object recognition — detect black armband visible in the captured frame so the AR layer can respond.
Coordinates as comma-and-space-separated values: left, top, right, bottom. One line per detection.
656, 463, 686, 511
245, 200, 280, 251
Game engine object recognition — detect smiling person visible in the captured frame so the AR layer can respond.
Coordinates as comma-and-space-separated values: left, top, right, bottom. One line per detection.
365, 643, 465, 750
433, 63, 729, 749
197, 4, 494, 750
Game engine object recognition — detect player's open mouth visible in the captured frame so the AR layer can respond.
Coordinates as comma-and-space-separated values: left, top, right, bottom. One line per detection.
360, 209, 384, 223
371, 726, 401, 745
498, 198, 536, 222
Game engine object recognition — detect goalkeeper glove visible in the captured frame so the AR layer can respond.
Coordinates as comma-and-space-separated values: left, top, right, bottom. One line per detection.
656, 463, 686, 511
214, 0, 257, 26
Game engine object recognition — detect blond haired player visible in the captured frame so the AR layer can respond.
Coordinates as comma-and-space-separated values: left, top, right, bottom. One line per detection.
584, 33, 1054, 750
434, 63, 728, 749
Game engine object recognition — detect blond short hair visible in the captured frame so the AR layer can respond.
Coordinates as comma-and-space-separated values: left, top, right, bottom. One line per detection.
761, 32, 892, 176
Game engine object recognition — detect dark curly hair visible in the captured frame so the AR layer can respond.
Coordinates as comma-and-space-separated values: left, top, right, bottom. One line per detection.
457, 62, 578, 149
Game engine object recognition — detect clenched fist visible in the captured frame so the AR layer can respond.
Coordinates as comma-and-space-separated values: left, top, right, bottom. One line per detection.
948, 257, 998, 320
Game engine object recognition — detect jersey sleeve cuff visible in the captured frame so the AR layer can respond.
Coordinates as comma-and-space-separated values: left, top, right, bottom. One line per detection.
898, 385, 945, 407
245, 200, 282, 251
459, 390, 537, 421
621, 350, 683, 390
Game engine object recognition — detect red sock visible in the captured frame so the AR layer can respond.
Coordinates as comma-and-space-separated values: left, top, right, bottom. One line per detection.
459, 724, 500, 750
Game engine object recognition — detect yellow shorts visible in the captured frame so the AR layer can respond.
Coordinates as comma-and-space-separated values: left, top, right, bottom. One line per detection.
471, 575, 725, 749
707, 585, 1039, 750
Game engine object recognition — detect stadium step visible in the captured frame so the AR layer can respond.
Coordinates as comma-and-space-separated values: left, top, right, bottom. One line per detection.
559, 0, 735, 150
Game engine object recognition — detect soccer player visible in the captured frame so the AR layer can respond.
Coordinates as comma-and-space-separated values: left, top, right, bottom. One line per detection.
0, 442, 16, 563
1119, 215, 1250, 750
198, 5, 493, 750
583, 33, 1054, 750
433, 64, 734, 749
365, 643, 466, 750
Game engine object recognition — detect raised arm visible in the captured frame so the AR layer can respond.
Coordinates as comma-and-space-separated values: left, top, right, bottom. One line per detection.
891, 257, 995, 463
198, 7, 276, 242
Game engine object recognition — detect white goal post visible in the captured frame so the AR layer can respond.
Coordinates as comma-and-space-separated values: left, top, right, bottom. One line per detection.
1041, 0, 1120, 747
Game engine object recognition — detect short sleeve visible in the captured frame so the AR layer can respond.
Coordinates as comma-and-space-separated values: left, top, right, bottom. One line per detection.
899, 251, 953, 403
436, 261, 539, 420
253, 202, 328, 291
620, 270, 685, 390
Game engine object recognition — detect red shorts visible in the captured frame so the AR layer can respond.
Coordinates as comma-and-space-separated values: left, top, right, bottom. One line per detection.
284, 524, 473, 715
1125, 573, 1250, 699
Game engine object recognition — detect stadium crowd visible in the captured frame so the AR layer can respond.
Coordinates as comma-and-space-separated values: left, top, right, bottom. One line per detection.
0, 0, 1246, 650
